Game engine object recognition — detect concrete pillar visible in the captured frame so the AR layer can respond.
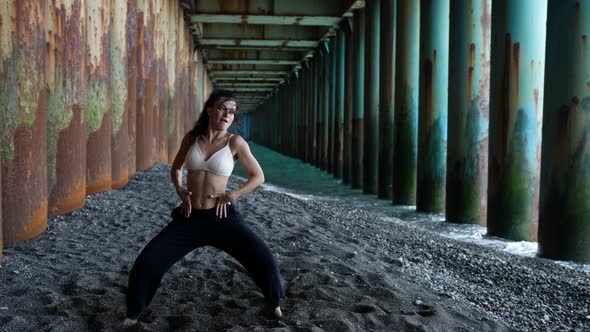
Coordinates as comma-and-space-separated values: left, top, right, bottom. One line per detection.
417, 0, 449, 213
393, 0, 420, 205
334, 29, 346, 179
343, 19, 354, 185
539, 0, 590, 262
378, 0, 396, 199
364, 0, 380, 194
352, 9, 365, 189
488, 0, 547, 241
446, 0, 491, 225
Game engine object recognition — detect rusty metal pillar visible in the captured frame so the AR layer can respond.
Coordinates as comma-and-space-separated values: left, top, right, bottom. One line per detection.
539, 0, 590, 262
393, 0, 420, 205
136, 0, 155, 171
46, 0, 88, 217
343, 19, 354, 185
0, 165, 2, 260
364, 0, 380, 195
302, 64, 309, 163
111, 0, 129, 189
86, 0, 112, 194
1, 0, 48, 244
334, 28, 346, 179
311, 57, 318, 166
417, 0, 449, 213
352, 9, 365, 189
488, 0, 547, 241
378, 0, 396, 199
155, 3, 168, 164
446, 0, 491, 225
127, 0, 139, 178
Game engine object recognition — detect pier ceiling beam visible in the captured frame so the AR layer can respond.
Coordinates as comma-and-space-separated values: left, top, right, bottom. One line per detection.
183, 0, 366, 99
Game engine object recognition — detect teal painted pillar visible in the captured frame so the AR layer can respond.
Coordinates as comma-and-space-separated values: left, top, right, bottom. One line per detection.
393, 0, 420, 205
446, 0, 491, 225
488, 0, 547, 241
539, 0, 590, 262
313, 54, 321, 167
417, 0, 449, 213
303, 63, 311, 163
378, 0, 396, 199
328, 38, 337, 175
364, 0, 381, 194
335, 28, 346, 179
322, 42, 330, 171
352, 9, 366, 189
343, 19, 354, 185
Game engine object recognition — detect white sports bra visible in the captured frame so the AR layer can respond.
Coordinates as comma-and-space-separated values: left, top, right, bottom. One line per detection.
184, 135, 236, 176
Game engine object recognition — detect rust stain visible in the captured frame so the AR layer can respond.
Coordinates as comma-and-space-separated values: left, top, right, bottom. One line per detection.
499, 33, 512, 162
534, 88, 539, 114
15, 199, 47, 243
86, 171, 112, 194
467, 43, 476, 105
49, 180, 86, 217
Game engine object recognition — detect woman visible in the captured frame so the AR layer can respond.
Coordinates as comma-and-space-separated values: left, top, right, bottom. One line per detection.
125, 90, 284, 325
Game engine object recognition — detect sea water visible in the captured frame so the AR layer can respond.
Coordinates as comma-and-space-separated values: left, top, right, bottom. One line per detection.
234, 142, 590, 273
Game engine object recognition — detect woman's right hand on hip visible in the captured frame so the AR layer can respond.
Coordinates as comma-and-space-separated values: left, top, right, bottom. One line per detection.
176, 187, 192, 218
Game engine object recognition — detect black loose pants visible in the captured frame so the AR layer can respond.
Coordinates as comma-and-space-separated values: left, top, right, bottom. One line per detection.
126, 205, 283, 318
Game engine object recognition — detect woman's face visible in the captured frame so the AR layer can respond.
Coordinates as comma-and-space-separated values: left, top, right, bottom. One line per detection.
207, 98, 237, 131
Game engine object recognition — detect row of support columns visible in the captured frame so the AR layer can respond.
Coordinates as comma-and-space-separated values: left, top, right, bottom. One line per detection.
247, 0, 590, 263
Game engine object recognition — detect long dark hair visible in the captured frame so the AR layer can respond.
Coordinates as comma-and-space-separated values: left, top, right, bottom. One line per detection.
188, 89, 241, 145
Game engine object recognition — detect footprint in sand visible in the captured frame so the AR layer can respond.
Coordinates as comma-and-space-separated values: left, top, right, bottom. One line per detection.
414, 302, 437, 317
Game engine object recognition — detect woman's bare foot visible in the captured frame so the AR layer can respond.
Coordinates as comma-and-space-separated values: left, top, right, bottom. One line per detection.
123, 317, 137, 327
272, 306, 283, 318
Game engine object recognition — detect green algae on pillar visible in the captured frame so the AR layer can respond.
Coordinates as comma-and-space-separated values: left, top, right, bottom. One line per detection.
378, 0, 396, 199
446, 0, 491, 225
1, 0, 48, 245
417, 0, 449, 213
393, 0, 419, 205
539, 0, 590, 262
488, 0, 547, 241
46, 0, 88, 217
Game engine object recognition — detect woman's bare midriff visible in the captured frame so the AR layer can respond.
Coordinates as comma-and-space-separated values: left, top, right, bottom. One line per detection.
186, 169, 229, 209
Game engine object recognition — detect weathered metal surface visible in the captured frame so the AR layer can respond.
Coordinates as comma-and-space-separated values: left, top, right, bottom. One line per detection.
208, 60, 300, 65
363, 0, 380, 195
86, 0, 112, 194
127, 0, 139, 178
351, 8, 365, 189
334, 28, 346, 179
111, 0, 129, 189
0, 165, 2, 260
136, 0, 155, 171
378, 0, 395, 199
539, 0, 590, 262
392, 0, 419, 205
155, 0, 168, 164
343, 19, 354, 185
488, 0, 547, 241
1, 0, 48, 244
46, 0, 88, 217
446, 0, 490, 225
417, 0, 449, 213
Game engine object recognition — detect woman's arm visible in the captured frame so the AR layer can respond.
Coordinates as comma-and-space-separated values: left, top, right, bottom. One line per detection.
171, 133, 193, 217
210, 135, 264, 217
228, 135, 264, 199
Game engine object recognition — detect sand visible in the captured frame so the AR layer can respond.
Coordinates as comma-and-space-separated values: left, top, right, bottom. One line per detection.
0, 163, 589, 331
